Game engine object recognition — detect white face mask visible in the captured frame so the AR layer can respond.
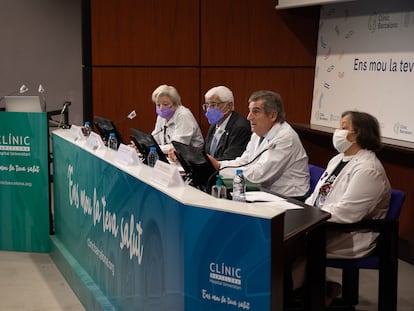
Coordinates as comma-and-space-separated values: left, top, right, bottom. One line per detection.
332, 129, 353, 153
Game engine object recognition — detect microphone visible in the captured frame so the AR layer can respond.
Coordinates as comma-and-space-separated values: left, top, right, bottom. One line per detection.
115, 110, 137, 124
152, 122, 174, 140
38, 84, 46, 112
152, 126, 165, 137
207, 142, 277, 188
0, 84, 29, 102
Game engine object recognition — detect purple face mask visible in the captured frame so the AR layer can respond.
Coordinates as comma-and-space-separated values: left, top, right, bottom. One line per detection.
156, 106, 175, 120
205, 108, 224, 125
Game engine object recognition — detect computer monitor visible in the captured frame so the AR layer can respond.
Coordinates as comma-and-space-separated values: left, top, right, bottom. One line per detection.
4, 96, 43, 112
130, 128, 169, 165
94, 116, 124, 147
172, 140, 217, 193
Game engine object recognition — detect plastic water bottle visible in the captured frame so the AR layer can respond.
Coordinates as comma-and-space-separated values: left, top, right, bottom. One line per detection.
147, 146, 159, 167
83, 121, 92, 137
211, 174, 227, 199
232, 169, 246, 201
108, 132, 118, 150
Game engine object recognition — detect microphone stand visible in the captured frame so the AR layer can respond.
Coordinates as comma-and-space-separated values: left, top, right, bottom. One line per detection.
58, 101, 71, 128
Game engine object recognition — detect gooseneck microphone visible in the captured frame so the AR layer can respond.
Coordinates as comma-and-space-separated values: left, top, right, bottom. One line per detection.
152, 126, 165, 137
38, 84, 46, 112
115, 110, 137, 125
152, 122, 174, 142
207, 142, 277, 189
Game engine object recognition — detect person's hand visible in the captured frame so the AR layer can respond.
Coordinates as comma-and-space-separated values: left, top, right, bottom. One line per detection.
168, 147, 179, 163
129, 140, 139, 154
129, 140, 144, 162
207, 154, 220, 170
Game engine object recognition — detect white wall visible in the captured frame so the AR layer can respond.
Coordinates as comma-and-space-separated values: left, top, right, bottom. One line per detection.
0, 0, 83, 125
311, 0, 414, 146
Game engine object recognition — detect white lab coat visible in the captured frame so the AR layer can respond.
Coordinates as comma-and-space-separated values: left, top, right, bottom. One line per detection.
220, 121, 309, 197
306, 149, 391, 258
152, 105, 204, 154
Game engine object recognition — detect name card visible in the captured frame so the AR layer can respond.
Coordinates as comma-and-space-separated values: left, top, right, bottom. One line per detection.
150, 160, 185, 188
69, 124, 85, 142
85, 132, 106, 152
114, 143, 141, 166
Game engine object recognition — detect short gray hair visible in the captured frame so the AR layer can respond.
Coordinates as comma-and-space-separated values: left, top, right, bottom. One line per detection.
204, 86, 234, 110
248, 90, 285, 123
151, 84, 182, 106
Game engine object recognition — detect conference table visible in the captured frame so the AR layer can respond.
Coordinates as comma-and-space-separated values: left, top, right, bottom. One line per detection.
51, 128, 329, 311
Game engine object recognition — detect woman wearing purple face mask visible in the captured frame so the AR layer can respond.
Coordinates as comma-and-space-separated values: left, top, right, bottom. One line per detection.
151, 84, 204, 157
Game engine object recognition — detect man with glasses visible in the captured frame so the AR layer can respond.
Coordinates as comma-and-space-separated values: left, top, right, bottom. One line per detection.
208, 90, 310, 200
203, 86, 250, 160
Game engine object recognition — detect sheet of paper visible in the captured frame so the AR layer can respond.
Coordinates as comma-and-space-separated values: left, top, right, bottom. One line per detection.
244, 191, 286, 202
253, 200, 304, 210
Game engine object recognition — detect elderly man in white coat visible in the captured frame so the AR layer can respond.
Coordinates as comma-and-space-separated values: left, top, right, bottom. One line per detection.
208, 90, 310, 200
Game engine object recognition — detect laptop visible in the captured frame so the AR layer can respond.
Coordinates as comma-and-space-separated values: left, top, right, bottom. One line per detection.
130, 128, 169, 165
94, 116, 124, 147
171, 140, 217, 193
4, 96, 43, 112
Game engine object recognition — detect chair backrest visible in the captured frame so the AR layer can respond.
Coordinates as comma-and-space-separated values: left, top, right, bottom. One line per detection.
386, 188, 405, 220
308, 164, 325, 194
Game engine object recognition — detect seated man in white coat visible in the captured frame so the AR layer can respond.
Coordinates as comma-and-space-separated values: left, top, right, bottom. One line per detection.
208, 90, 310, 200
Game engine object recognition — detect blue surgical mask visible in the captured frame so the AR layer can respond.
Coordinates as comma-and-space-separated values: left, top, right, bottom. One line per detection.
156, 106, 175, 120
205, 108, 224, 125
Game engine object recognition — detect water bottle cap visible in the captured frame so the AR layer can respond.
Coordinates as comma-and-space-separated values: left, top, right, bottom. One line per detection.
150, 146, 156, 151
236, 169, 243, 174
84, 121, 90, 126
215, 174, 223, 186
110, 132, 116, 137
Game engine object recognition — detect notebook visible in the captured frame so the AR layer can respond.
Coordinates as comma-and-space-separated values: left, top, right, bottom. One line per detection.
4, 96, 43, 112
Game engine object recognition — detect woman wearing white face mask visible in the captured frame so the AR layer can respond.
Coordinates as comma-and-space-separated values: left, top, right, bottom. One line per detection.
288, 111, 392, 306
306, 111, 391, 258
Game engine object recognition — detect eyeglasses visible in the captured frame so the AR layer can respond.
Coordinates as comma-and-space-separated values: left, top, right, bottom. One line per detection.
202, 101, 227, 111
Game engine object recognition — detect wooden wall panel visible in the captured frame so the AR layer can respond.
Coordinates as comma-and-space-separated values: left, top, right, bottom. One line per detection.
90, 0, 199, 66
201, 0, 319, 66
92, 68, 200, 140
200, 68, 315, 134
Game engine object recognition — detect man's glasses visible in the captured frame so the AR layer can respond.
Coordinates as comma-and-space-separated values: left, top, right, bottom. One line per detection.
202, 101, 227, 111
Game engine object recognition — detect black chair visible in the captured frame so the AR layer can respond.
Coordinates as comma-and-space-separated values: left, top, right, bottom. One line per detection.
325, 188, 405, 311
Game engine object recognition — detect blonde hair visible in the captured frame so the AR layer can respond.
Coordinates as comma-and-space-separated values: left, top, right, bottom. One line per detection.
151, 84, 182, 106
